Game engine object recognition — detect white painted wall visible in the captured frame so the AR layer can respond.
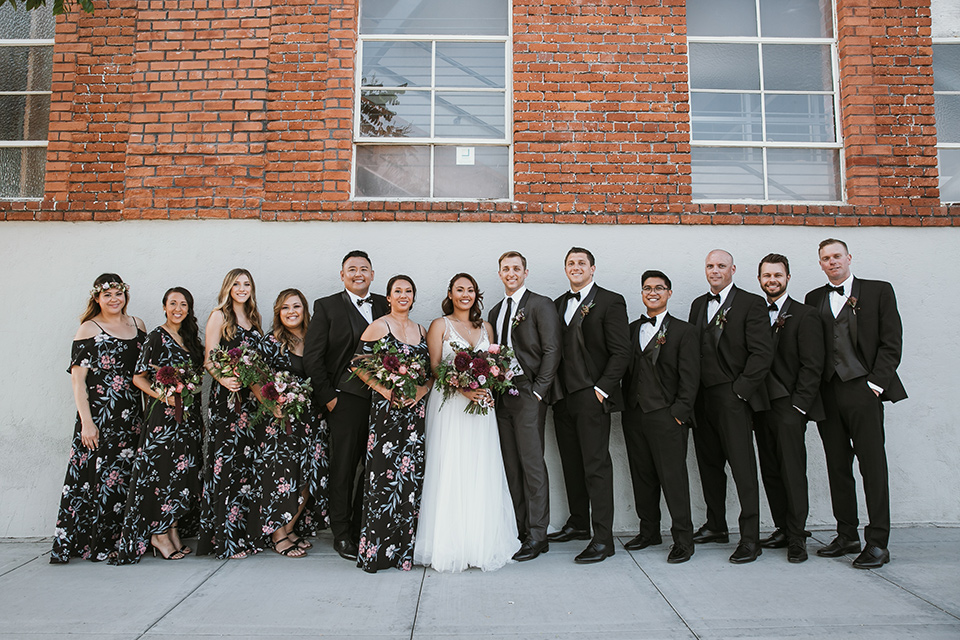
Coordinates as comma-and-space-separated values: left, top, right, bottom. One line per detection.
1, 221, 957, 538
932, 0, 960, 37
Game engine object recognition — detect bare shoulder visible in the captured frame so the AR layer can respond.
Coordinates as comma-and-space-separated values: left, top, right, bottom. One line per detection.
131, 316, 146, 331
74, 320, 101, 341
360, 317, 389, 341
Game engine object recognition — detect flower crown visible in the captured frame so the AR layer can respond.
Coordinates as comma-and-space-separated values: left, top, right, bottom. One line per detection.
91, 281, 129, 297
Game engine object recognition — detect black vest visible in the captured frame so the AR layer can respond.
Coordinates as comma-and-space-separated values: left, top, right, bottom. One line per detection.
699, 321, 730, 387
827, 304, 868, 382
635, 349, 670, 414
560, 323, 594, 395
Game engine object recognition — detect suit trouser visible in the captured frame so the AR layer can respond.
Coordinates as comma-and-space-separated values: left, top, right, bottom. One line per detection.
818, 375, 890, 548
622, 407, 694, 548
496, 377, 550, 542
553, 387, 615, 546
693, 382, 760, 544
326, 392, 371, 543
753, 397, 809, 542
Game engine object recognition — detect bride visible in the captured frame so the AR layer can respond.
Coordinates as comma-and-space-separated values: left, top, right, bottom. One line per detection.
414, 273, 520, 572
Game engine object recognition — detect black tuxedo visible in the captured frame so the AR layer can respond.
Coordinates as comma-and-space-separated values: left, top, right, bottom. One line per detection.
805, 278, 905, 549
688, 284, 773, 545
489, 289, 563, 542
303, 290, 388, 543
551, 284, 630, 546
753, 296, 824, 544
620, 313, 699, 548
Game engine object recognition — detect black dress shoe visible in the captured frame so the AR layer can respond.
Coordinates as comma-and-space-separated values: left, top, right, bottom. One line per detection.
692, 525, 729, 544
623, 533, 662, 551
852, 545, 890, 569
760, 529, 789, 549
787, 540, 808, 563
334, 539, 358, 561
513, 540, 549, 562
729, 542, 762, 564
547, 525, 591, 543
667, 544, 694, 564
574, 541, 615, 564
816, 535, 861, 558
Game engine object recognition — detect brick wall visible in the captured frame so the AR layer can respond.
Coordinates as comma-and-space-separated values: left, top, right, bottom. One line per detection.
2, 0, 957, 224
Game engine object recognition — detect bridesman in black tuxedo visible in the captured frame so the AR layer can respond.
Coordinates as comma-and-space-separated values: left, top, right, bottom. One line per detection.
549, 247, 630, 564
620, 270, 699, 564
688, 249, 773, 564
805, 238, 906, 569
489, 251, 562, 562
303, 250, 388, 562
754, 253, 825, 564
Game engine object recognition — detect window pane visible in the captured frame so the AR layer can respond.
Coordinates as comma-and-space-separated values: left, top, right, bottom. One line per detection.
935, 94, 960, 143
0, 146, 46, 199
359, 89, 431, 138
355, 145, 430, 197
689, 44, 760, 91
687, 0, 757, 37
434, 92, 505, 138
691, 147, 765, 200
933, 45, 960, 92
0, 4, 56, 39
435, 43, 505, 89
690, 92, 762, 141
763, 44, 831, 91
360, 0, 508, 36
766, 148, 839, 201
759, 0, 832, 38
0, 94, 51, 141
765, 94, 835, 142
361, 41, 431, 88
939, 148, 960, 203
433, 146, 509, 199
0, 46, 53, 92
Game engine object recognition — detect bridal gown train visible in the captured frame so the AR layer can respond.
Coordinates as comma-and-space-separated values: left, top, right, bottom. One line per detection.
414, 319, 520, 572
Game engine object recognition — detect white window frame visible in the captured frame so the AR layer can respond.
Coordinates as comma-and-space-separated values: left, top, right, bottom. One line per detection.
687, 2, 845, 204
352, 16, 513, 201
933, 37, 960, 204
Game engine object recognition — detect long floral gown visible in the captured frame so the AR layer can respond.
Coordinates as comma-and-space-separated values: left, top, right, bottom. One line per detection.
197, 326, 262, 558
51, 327, 146, 563
114, 328, 204, 564
356, 332, 428, 573
249, 334, 329, 544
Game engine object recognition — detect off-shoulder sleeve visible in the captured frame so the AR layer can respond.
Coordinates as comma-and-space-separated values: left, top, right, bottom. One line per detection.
135, 330, 164, 375
68, 338, 97, 374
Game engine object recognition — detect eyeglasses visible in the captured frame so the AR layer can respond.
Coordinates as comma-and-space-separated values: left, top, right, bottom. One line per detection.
642, 285, 669, 293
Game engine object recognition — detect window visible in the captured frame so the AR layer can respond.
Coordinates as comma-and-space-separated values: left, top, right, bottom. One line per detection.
933, 42, 960, 203
354, 0, 511, 200
686, 0, 842, 203
0, 5, 54, 200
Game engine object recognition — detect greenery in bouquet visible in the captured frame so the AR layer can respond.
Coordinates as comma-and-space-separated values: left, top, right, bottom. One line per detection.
148, 362, 202, 424
208, 343, 270, 412
434, 342, 519, 415
256, 370, 313, 435
350, 336, 430, 407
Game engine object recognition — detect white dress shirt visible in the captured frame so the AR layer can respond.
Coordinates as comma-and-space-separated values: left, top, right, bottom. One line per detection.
346, 290, 373, 324
639, 312, 665, 350
564, 280, 595, 325
496, 285, 526, 349
828, 273, 855, 318
768, 296, 783, 326
706, 281, 734, 322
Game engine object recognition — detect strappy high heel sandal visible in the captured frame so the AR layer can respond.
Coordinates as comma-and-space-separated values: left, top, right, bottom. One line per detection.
269, 536, 306, 558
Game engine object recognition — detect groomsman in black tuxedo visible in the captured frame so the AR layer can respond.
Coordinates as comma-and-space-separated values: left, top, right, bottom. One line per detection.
303, 250, 388, 561
489, 251, 563, 562
620, 270, 699, 564
688, 249, 773, 564
754, 254, 824, 564
805, 239, 906, 569
549, 247, 630, 564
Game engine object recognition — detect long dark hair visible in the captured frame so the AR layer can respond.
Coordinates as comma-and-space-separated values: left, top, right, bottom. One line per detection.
271, 288, 311, 351
81, 273, 129, 323
441, 272, 484, 328
163, 287, 204, 371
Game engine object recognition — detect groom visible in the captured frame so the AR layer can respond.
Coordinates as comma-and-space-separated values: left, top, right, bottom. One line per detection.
489, 251, 563, 562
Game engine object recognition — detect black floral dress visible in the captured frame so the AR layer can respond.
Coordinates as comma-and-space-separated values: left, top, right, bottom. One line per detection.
249, 335, 329, 543
197, 326, 262, 558
114, 328, 204, 564
51, 327, 146, 563
356, 332, 428, 572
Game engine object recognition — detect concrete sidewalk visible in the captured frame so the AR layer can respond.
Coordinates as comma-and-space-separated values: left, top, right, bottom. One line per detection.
1, 526, 958, 640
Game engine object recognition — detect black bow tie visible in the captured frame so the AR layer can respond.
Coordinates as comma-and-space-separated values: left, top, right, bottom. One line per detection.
639, 315, 656, 326
828, 285, 844, 295
707, 293, 721, 303
768, 303, 778, 312
566, 290, 581, 302
357, 296, 373, 306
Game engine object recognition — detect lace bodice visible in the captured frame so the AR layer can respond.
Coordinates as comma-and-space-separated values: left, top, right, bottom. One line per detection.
442, 316, 490, 359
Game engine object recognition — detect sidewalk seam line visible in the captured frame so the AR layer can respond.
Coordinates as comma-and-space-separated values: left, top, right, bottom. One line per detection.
626, 544, 701, 640
0, 551, 46, 578
134, 559, 229, 639
869, 568, 960, 622
409, 567, 427, 640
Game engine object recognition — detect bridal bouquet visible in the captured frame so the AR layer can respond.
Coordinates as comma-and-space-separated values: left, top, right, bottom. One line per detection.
257, 371, 313, 435
434, 343, 519, 415
208, 343, 270, 412
148, 362, 202, 424
350, 337, 430, 407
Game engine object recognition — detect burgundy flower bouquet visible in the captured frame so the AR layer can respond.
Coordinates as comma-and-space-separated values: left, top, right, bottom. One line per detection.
208, 343, 269, 412
256, 370, 313, 435
350, 336, 430, 407
434, 343, 519, 415
148, 362, 201, 424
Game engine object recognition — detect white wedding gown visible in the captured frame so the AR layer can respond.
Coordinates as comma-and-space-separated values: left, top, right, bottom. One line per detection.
414, 319, 520, 572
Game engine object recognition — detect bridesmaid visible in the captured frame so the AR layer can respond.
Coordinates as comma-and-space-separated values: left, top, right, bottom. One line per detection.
51, 274, 146, 563
251, 289, 317, 558
197, 268, 264, 559
352, 275, 432, 573
115, 287, 205, 563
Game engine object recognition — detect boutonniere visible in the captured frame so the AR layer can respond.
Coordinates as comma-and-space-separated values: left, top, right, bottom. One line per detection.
774, 314, 791, 333
580, 302, 595, 318
511, 308, 525, 328
715, 308, 728, 327
847, 296, 858, 315
654, 328, 667, 347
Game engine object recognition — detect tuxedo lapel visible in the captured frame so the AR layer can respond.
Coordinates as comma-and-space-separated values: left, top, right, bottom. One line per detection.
709, 286, 737, 348
489, 300, 502, 342
649, 314, 671, 367
567, 285, 599, 332
341, 291, 366, 342
511, 290, 532, 349
771, 297, 792, 351
849, 278, 861, 348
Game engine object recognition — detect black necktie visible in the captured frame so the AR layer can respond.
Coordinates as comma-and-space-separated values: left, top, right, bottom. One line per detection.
501, 297, 513, 346
707, 293, 721, 303
357, 296, 373, 307
639, 315, 656, 326
768, 303, 778, 312
828, 285, 844, 295
566, 290, 581, 302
